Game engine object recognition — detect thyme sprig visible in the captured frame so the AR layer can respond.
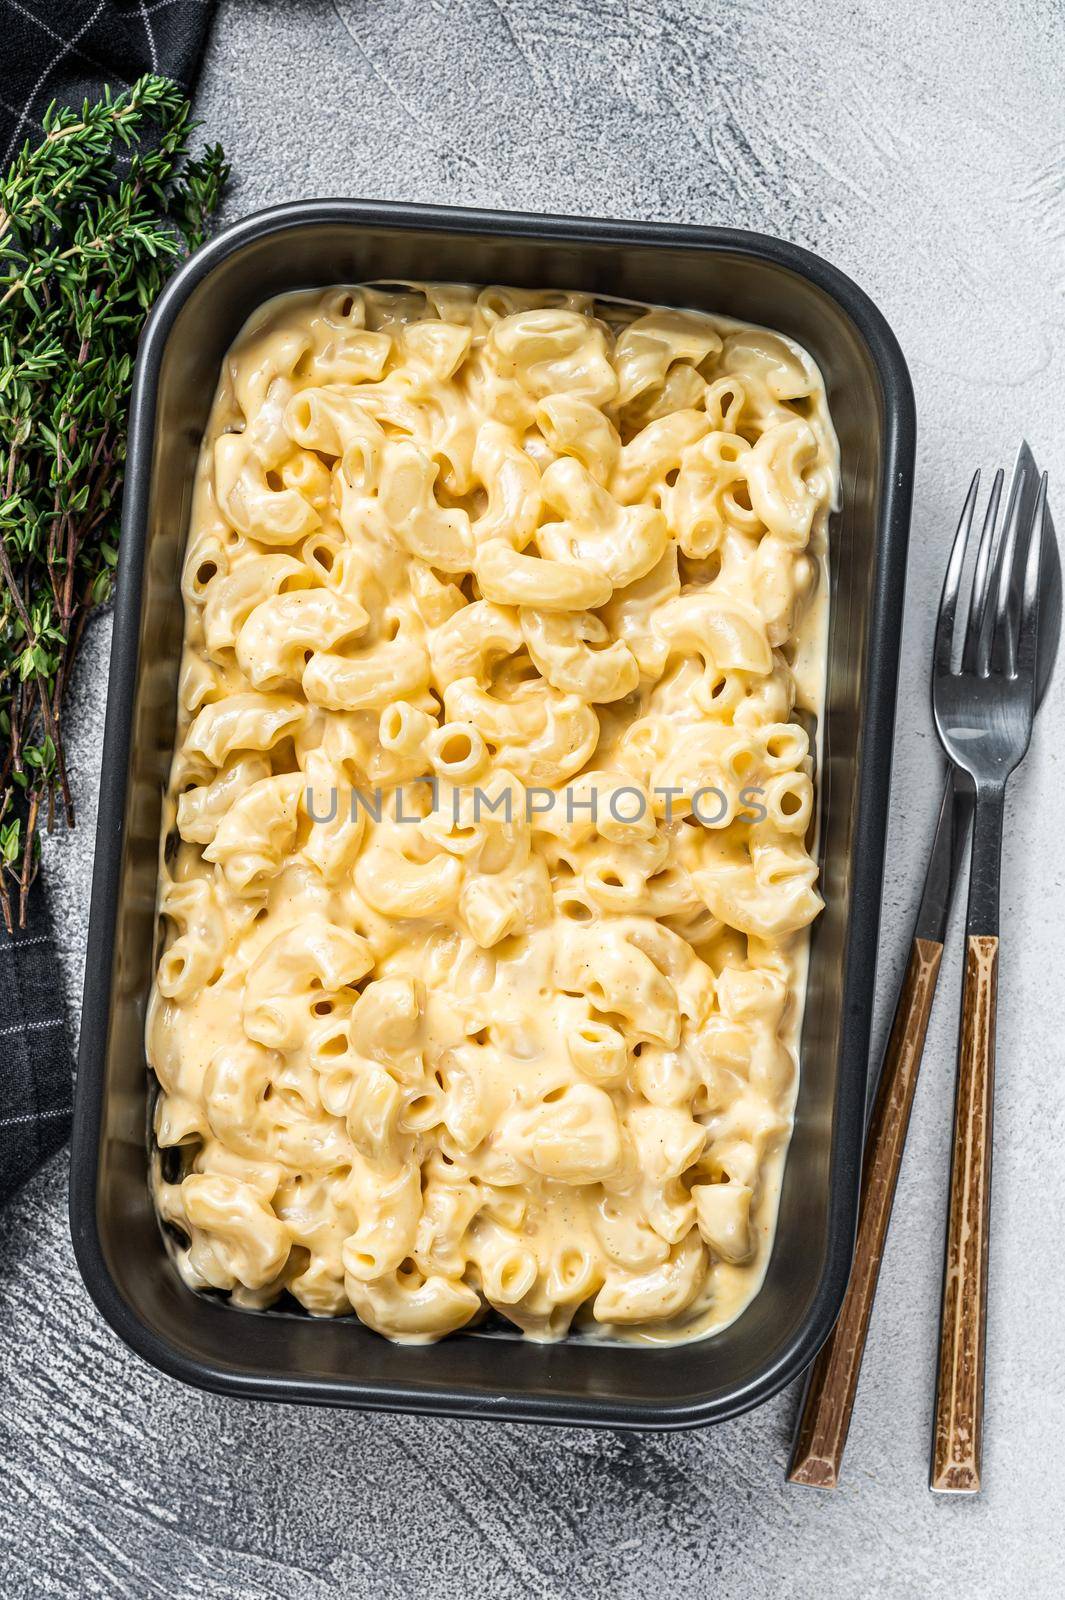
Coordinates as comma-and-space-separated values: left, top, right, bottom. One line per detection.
0, 76, 227, 929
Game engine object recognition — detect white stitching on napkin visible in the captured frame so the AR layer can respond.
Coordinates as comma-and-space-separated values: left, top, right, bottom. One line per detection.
0, 1106, 69, 1128
0, 935, 49, 953
0, 1016, 64, 1036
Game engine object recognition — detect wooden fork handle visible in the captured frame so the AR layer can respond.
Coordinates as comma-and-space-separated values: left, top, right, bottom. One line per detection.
930, 934, 999, 1493
788, 936, 944, 1488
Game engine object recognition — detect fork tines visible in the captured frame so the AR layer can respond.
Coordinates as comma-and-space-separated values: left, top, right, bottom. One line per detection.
936, 463, 1048, 688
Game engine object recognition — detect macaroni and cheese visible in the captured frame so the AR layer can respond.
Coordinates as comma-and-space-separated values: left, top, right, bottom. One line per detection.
147, 281, 837, 1344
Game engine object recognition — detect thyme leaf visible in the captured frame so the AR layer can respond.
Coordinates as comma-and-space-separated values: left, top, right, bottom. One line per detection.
0, 75, 227, 929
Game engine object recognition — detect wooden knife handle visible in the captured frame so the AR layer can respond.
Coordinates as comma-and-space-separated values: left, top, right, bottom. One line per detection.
788, 936, 944, 1488
930, 934, 999, 1494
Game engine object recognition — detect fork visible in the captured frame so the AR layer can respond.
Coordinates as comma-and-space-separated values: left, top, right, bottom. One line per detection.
929, 463, 1048, 1493
787, 447, 1060, 1491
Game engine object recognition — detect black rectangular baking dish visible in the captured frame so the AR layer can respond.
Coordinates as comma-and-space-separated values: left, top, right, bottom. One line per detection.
70, 200, 914, 1429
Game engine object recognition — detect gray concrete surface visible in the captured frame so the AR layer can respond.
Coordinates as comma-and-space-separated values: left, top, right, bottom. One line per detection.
3, 1, 1065, 1594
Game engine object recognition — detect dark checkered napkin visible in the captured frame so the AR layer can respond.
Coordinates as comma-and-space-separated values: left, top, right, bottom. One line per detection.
0, 0, 217, 1202
0, 0, 216, 164
0, 890, 72, 1203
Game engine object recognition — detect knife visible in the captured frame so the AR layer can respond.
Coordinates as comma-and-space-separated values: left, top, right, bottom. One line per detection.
787, 441, 1060, 1488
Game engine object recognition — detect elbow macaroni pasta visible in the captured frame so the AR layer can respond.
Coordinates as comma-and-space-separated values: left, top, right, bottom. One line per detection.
148, 280, 837, 1345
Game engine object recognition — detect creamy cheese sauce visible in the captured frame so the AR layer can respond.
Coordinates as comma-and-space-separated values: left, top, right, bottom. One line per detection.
147, 282, 837, 1345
